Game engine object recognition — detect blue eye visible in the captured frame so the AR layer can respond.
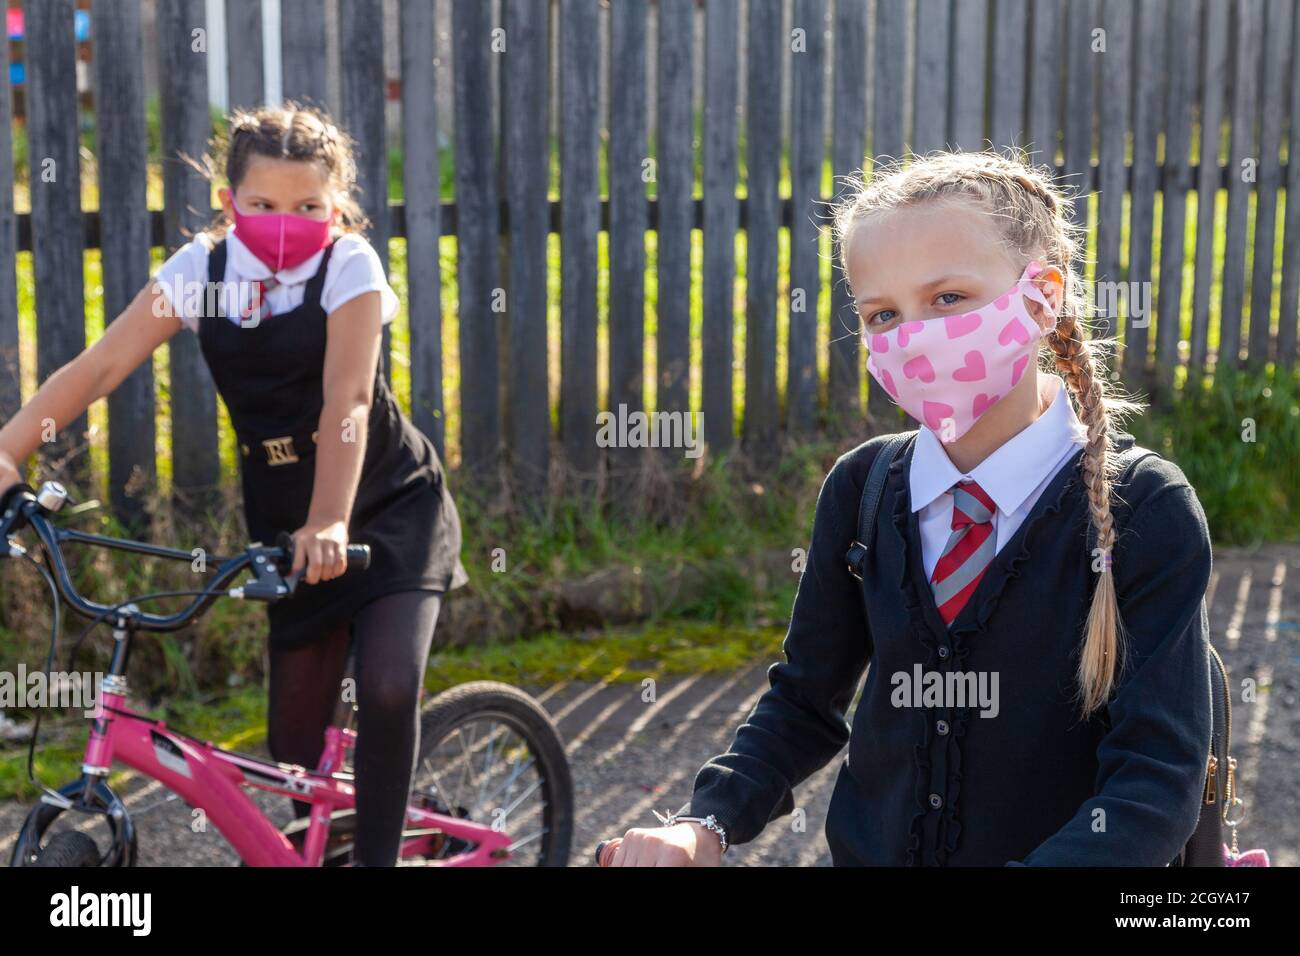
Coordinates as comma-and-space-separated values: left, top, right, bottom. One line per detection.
937, 292, 964, 306
867, 309, 897, 328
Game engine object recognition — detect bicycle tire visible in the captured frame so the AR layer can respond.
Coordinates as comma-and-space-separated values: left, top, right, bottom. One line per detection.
32, 831, 101, 867
413, 681, 574, 867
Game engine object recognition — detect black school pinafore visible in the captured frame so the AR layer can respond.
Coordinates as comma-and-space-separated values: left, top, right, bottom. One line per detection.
198, 236, 469, 647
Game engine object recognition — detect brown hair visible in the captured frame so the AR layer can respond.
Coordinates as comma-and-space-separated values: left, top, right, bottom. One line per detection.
830, 148, 1145, 718
196, 101, 369, 240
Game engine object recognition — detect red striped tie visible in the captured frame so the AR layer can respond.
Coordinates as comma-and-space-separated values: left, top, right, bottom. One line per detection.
930, 479, 997, 626
240, 277, 277, 325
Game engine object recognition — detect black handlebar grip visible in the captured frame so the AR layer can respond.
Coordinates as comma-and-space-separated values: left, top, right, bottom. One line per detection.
274, 533, 369, 573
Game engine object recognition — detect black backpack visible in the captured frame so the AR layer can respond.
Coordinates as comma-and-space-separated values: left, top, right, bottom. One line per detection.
844, 431, 1230, 867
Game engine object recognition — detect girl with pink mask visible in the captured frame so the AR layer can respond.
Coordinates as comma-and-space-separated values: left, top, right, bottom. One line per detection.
604, 150, 1217, 867
0, 103, 468, 866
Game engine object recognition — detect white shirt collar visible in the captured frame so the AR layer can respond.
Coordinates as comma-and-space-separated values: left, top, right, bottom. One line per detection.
909, 374, 1088, 515
226, 225, 332, 285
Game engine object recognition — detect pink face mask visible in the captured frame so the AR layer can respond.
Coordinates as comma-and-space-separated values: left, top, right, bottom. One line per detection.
231, 197, 334, 273
864, 260, 1055, 443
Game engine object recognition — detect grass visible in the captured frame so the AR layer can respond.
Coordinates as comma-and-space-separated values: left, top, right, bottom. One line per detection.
1128, 367, 1300, 547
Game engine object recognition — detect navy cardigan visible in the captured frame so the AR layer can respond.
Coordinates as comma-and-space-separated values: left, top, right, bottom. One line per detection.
677, 430, 1213, 865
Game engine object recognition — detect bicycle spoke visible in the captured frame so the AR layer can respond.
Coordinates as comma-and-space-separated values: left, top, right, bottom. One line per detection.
475, 724, 501, 813
496, 775, 543, 820
479, 753, 539, 810
506, 826, 549, 853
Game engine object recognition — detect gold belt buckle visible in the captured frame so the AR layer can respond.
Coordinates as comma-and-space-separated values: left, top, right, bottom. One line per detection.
262, 435, 299, 466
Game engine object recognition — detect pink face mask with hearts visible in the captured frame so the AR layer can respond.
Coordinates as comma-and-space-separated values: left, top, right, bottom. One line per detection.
864, 260, 1055, 443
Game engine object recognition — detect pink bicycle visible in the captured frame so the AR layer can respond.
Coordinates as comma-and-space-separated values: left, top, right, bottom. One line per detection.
2, 480, 573, 867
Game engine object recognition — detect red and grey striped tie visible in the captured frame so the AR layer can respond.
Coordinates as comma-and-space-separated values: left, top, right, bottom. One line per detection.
930, 479, 997, 626
240, 277, 277, 324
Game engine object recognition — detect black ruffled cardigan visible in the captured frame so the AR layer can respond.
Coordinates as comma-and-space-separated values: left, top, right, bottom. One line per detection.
677, 430, 1213, 865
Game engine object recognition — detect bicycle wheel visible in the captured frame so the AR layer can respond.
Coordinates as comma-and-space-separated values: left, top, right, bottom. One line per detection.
9, 779, 135, 867
399, 681, 573, 867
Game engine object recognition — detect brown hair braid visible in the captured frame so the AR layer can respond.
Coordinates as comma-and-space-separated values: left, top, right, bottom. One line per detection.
830, 148, 1145, 718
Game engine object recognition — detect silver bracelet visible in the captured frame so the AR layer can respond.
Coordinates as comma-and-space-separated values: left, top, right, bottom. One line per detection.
653, 808, 728, 854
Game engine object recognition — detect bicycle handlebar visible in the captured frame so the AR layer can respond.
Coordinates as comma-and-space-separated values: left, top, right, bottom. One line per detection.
0, 481, 370, 632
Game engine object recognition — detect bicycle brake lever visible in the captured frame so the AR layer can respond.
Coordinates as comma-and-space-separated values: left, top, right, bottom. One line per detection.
236, 548, 298, 602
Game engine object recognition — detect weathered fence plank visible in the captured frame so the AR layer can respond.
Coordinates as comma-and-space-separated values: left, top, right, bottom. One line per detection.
609, 0, 649, 472
502, 0, 551, 502
949, 0, 987, 150
400, 0, 447, 460
1190, 0, 1230, 377
1219, 0, 1265, 376
1028, 0, 1064, 169
1122, 0, 1165, 386
0, 28, 19, 422
158, 0, 220, 512
451, 0, 501, 478
656, 0, 693, 436
225, 0, 265, 111
1154, 0, 1198, 403
701, 0, 739, 455
868, 0, 906, 428
339, 0, 391, 382
560, 0, 600, 482
912, 0, 951, 156
280, 0, 328, 107
93, 0, 155, 527
989, 0, 1028, 153
1247, 0, 1292, 369
25, 0, 90, 490
1094, 0, 1132, 341
1063, 0, 1096, 285
787, 0, 826, 436
828, 0, 866, 428
1279, 0, 1300, 374
743, 0, 780, 459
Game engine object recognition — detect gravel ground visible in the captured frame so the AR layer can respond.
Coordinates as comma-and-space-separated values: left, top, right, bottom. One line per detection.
2, 543, 1296, 867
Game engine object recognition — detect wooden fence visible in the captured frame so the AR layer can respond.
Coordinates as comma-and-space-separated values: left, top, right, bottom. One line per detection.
1, 0, 1299, 526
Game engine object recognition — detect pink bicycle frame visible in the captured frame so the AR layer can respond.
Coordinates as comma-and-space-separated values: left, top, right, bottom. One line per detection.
84, 687, 513, 866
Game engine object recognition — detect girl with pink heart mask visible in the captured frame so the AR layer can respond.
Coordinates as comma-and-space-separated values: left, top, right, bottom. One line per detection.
830, 149, 1148, 726
846, 195, 1067, 471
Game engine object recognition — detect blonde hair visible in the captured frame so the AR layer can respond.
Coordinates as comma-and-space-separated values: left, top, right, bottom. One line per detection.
830, 148, 1145, 718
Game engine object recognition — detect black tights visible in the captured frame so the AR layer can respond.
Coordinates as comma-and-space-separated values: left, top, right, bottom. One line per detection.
266, 589, 442, 866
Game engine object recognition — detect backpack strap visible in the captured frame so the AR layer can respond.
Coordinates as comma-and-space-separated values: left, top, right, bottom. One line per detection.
845, 431, 916, 581
1111, 439, 1157, 485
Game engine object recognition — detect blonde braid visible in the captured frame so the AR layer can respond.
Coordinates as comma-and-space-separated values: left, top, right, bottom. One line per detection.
1045, 310, 1126, 714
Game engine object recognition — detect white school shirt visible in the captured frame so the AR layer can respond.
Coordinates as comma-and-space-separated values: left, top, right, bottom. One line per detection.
910, 373, 1090, 581
152, 226, 400, 333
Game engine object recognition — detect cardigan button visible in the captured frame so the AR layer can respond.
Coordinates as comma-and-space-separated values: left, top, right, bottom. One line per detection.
937, 645, 950, 660
929, 793, 944, 810
936, 719, 950, 735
